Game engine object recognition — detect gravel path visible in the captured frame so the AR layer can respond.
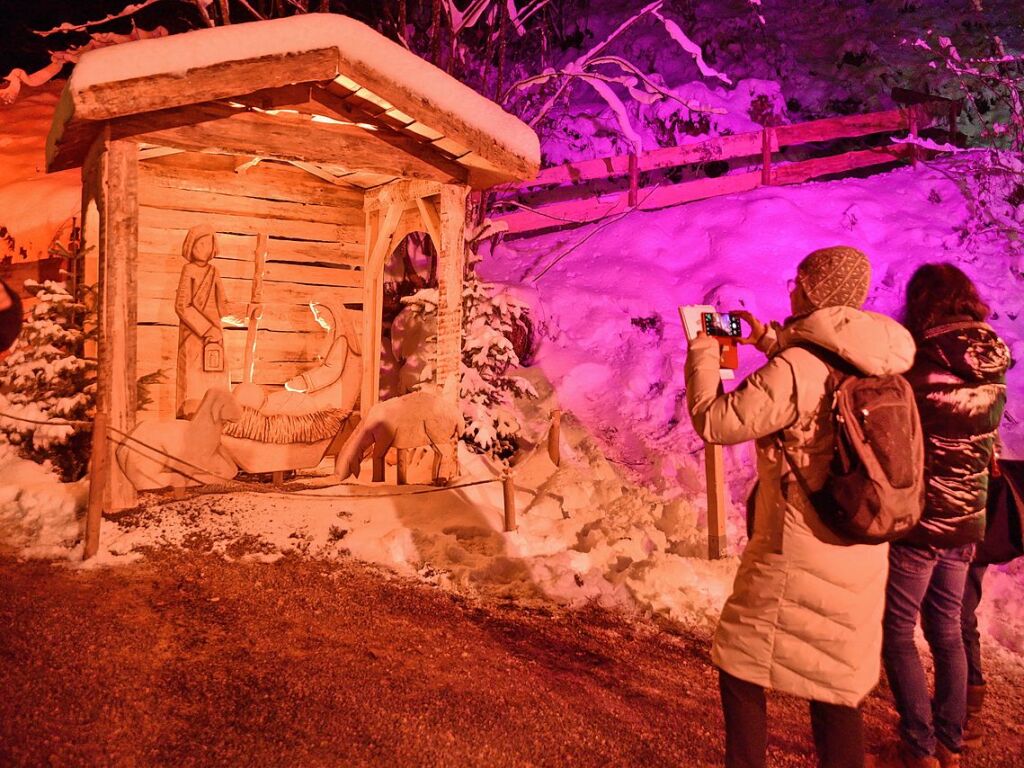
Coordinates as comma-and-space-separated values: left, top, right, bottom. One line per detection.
1, 551, 1021, 767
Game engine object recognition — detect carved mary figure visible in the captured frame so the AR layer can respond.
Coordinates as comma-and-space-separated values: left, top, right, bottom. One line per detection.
175, 224, 230, 417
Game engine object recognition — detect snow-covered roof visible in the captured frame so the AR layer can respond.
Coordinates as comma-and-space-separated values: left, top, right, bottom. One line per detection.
46, 14, 540, 187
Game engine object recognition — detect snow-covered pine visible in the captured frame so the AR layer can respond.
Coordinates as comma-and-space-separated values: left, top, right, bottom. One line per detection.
397, 255, 535, 458
0, 280, 95, 480
459, 256, 537, 457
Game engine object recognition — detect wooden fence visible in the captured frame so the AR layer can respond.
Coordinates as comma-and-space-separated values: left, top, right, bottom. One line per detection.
495, 93, 960, 236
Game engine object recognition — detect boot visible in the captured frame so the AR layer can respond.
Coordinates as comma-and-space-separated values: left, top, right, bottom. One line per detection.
896, 743, 940, 768
963, 684, 985, 747
935, 743, 961, 768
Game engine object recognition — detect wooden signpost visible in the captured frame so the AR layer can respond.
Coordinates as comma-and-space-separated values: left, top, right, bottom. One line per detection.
705, 442, 727, 560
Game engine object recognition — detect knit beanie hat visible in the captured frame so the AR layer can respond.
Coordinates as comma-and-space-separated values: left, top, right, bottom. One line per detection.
796, 246, 871, 310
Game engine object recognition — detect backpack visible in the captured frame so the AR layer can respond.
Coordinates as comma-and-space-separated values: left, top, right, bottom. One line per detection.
779, 344, 925, 544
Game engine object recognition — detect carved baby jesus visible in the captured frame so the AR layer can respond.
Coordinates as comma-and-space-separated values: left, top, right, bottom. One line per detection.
174, 224, 244, 417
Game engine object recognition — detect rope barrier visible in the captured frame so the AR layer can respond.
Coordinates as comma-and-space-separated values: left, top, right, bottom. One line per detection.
1, 409, 556, 518
2, 407, 509, 501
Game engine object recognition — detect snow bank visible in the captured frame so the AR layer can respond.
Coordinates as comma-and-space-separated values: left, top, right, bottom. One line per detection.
483, 156, 1024, 493
0, 446, 86, 557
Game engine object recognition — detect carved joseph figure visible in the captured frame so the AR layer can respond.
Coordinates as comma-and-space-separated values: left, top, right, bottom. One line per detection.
175, 224, 229, 417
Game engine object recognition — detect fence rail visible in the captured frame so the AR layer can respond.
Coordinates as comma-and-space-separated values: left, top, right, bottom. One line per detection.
496, 94, 960, 236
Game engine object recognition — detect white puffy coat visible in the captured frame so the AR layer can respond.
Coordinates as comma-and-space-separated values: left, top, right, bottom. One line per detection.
685, 306, 916, 706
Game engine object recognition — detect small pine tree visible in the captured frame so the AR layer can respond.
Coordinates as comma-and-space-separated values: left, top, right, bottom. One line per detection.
396, 258, 536, 458
459, 261, 536, 458
0, 280, 95, 480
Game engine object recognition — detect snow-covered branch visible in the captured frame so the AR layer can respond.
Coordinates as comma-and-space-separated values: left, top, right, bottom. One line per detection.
0, 60, 65, 105
3, 24, 170, 105
35, 0, 169, 36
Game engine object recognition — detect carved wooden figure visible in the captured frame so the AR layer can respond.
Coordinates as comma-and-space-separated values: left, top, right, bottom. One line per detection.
222, 303, 363, 474
115, 387, 242, 490
334, 387, 462, 485
175, 224, 231, 417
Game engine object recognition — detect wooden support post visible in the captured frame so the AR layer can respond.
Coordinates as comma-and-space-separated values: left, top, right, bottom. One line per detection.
627, 153, 639, 207
502, 473, 517, 532
172, 485, 187, 501
434, 185, 470, 405
397, 448, 410, 485
705, 442, 727, 559
92, 134, 139, 512
83, 412, 109, 560
547, 409, 562, 467
373, 456, 386, 483
948, 102, 960, 145
361, 201, 404, 417
761, 126, 774, 186
272, 470, 284, 487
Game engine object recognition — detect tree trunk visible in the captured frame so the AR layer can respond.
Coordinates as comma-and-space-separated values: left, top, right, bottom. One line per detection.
430, 0, 442, 67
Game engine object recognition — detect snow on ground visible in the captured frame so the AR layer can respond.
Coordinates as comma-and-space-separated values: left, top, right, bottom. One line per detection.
0, 446, 86, 558
78, 385, 737, 632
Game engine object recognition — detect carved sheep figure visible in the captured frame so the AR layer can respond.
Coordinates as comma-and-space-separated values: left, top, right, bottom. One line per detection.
334, 388, 463, 485
116, 388, 243, 490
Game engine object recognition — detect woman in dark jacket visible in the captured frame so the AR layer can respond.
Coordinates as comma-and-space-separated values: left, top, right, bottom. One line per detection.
883, 263, 1010, 768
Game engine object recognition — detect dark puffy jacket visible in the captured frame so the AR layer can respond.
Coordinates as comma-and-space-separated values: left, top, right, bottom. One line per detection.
903, 319, 1010, 547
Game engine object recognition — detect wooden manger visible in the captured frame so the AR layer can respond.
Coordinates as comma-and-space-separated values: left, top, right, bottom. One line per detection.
46, 14, 540, 525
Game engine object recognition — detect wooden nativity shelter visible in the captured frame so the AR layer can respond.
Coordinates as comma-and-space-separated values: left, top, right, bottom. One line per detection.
46, 14, 540, 511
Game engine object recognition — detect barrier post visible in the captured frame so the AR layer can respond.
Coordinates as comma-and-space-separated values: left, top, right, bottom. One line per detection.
628, 153, 639, 207
83, 412, 108, 560
761, 126, 774, 185
705, 442, 727, 559
547, 409, 562, 467
502, 473, 517, 532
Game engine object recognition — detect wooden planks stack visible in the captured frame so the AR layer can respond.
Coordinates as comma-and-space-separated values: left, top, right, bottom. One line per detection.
134, 151, 366, 419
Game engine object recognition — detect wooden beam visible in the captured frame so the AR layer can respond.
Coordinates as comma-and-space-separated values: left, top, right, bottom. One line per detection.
772, 109, 910, 147
522, 108, 925, 190
360, 203, 404, 415
364, 179, 445, 212
499, 171, 761, 235
308, 86, 470, 184
73, 48, 341, 122
111, 104, 461, 182
94, 134, 139, 512
770, 145, 909, 186
415, 197, 442, 248
434, 185, 469, 403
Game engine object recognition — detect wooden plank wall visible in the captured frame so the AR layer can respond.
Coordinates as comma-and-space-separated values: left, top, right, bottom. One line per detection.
134, 152, 365, 419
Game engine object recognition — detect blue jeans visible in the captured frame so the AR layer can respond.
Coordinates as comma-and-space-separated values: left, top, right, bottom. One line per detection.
883, 543, 974, 757
960, 562, 987, 688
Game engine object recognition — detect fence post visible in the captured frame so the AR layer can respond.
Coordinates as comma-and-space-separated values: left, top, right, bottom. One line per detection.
761, 126, 774, 186
948, 102, 960, 145
908, 107, 920, 166
705, 442, 727, 559
502, 472, 517, 532
83, 412, 108, 560
547, 409, 562, 467
628, 153, 639, 207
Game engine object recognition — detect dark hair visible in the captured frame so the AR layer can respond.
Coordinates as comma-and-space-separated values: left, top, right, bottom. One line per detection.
0, 280, 24, 353
903, 263, 989, 340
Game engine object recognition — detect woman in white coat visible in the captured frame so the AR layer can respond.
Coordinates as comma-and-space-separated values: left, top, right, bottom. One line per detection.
686, 246, 916, 768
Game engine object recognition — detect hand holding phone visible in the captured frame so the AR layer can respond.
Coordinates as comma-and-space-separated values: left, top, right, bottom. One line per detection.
730, 310, 768, 346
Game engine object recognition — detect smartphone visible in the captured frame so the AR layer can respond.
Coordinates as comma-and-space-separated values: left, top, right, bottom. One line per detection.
702, 312, 742, 338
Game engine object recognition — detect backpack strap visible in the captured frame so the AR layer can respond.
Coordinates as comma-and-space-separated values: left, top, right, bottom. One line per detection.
772, 341, 858, 505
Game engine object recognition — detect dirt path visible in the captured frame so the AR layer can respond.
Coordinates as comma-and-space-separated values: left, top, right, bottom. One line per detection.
1, 551, 1021, 767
